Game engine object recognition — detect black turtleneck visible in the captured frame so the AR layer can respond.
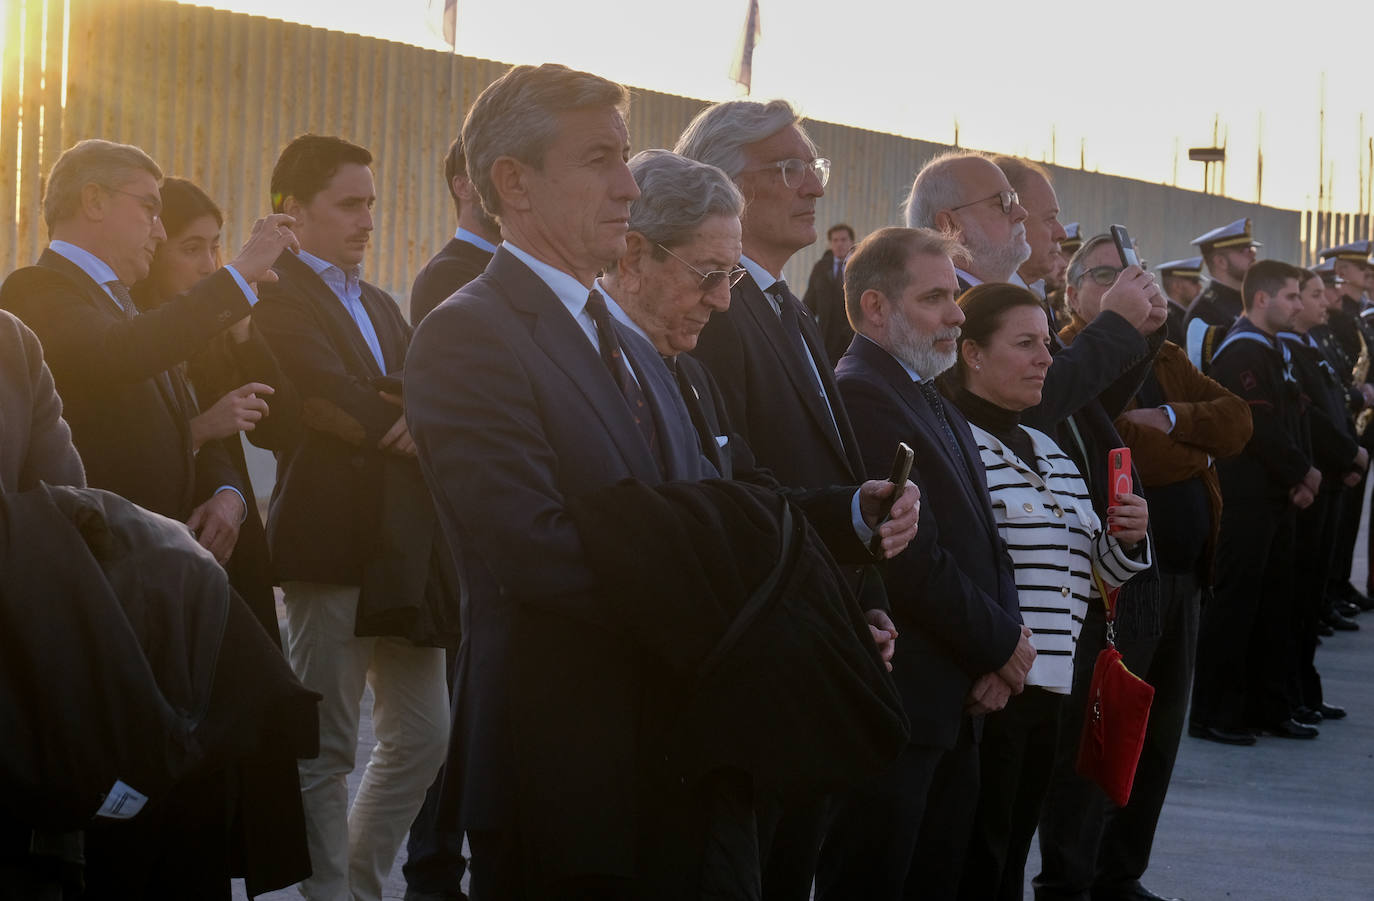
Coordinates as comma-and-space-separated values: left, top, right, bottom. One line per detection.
947, 382, 1037, 475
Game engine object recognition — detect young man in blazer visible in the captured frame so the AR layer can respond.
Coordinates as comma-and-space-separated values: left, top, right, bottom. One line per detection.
252, 134, 451, 901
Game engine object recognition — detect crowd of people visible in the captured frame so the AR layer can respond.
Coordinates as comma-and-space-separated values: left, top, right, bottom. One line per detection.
1, 59, 1371, 901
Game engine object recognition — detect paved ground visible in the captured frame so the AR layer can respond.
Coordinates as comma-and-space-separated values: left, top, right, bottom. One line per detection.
237, 489, 1374, 901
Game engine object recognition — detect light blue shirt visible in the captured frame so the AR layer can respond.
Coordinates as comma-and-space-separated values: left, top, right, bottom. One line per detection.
503, 241, 603, 352
455, 227, 498, 255
49, 239, 257, 312
47, 240, 249, 520
296, 249, 387, 372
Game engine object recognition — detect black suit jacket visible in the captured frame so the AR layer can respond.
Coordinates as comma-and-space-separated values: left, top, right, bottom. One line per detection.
0, 249, 247, 519
836, 335, 1023, 748
674, 351, 867, 562
409, 236, 494, 325
691, 271, 879, 595
252, 250, 420, 584
803, 249, 852, 367
406, 247, 714, 880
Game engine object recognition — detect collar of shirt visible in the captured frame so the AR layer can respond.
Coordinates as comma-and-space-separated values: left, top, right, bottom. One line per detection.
503, 240, 601, 347
856, 332, 925, 384
455, 227, 499, 255
955, 267, 983, 288
296, 248, 362, 301
49, 240, 119, 293
596, 278, 659, 350
741, 254, 782, 291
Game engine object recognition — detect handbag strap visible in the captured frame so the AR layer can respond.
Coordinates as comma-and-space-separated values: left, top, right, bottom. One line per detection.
1090, 563, 1119, 647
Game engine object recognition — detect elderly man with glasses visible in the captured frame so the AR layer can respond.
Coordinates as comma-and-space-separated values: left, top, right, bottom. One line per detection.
677, 99, 913, 901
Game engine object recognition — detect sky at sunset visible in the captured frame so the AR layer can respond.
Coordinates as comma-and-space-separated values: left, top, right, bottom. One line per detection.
163, 0, 1374, 214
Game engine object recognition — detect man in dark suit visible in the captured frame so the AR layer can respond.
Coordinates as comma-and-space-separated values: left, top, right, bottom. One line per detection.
403, 133, 501, 901
803, 223, 856, 366
677, 98, 912, 899
814, 227, 1032, 900
407, 67, 917, 901
0, 138, 291, 551
0, 137, 296, 895
408, 135, 501, 325
251, 134, 451, 901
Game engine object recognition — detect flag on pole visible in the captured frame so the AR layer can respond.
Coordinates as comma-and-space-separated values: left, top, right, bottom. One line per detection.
426, 0, 457, 48
442, 0, 457, 47
729, 0, 761, 94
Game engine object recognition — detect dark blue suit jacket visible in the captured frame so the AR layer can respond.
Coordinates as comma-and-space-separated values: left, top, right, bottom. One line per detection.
836, 334, 1023, 748
405, 246, 712, 880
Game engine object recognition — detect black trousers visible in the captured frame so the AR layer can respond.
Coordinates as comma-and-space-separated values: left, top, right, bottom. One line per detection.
1296, 491, 1341, 708
1332, 469, 1364, 595
468, 768, 758, 901
958, 686, 1064, 901
1093, 569, 1200, 893
1033, 602, 1107, 901
1190, 498, 1296, 731
815, 717, 978, 901
756, 792, 828, 901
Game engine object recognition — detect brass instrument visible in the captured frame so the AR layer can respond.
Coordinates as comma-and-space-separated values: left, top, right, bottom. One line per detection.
1356, 317, 1373, 435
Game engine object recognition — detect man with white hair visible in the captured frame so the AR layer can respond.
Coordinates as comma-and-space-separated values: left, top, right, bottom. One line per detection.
904, 151, 1162, 432
677, 98, 908, 901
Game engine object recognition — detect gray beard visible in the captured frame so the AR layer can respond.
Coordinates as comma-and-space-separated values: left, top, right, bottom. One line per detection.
888, 311, 960, 380
966, 228, 1032, 283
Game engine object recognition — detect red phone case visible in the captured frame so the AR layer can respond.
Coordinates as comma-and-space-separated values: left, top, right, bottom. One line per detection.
1108, 447, 1132, 530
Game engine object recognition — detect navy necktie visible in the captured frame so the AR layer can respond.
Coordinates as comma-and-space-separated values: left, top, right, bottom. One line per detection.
585, 290, 664, 475
919, 381, 975, 481
106, 280, 138, 318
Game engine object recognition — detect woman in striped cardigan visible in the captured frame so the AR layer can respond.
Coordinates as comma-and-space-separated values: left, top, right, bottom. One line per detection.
945, 284, 1152, 901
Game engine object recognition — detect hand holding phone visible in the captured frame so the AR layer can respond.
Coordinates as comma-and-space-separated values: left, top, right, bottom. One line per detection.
1110, 225, 1140, 269
869, 442, 915, 555
1108, 446, 1132, 533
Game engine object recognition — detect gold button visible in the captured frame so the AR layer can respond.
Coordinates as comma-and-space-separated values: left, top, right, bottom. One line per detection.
1023, 502, 1034, 513
1061, 586, 1070, 596
1053, 507, 1064, 518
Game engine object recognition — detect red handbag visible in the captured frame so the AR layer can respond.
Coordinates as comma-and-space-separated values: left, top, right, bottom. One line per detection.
1075, 573, 1154, 808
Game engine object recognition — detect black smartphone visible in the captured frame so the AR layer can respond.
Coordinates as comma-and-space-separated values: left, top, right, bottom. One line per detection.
372, 374, 404, 394
1109, 225, 1141, 269
869, 442, 916, 555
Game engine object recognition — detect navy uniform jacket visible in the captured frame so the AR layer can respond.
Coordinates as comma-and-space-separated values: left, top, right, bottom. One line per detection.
1208, 319, 1311, 506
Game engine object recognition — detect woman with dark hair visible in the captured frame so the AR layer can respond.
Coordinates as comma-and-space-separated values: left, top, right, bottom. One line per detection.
945, 283, 1152, 901
131, 177, 309, 899
133, 176, 300, 642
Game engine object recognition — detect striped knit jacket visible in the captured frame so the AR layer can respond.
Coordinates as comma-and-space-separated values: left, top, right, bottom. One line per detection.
969, 422, 1152, 694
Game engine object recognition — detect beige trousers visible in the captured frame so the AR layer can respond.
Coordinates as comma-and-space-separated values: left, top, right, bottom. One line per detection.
283, 581, 449, 901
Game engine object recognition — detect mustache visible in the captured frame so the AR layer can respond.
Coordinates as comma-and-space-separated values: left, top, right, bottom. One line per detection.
933, 326, 962, 343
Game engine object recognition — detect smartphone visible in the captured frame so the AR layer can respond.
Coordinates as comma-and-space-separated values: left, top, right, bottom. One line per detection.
870, 442, 916, 555
1108, 446, 1133, 532
1109, 225, 1141, 269
372, 374, 404, 394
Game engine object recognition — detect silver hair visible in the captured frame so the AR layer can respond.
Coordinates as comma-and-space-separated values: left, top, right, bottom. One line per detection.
43, 139, 162, 236
673, 99, 815, 179
461, 63, 628, 220
902, 148, 989, 229
1066, 233, 1116, 286
627, 150, 743, 250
